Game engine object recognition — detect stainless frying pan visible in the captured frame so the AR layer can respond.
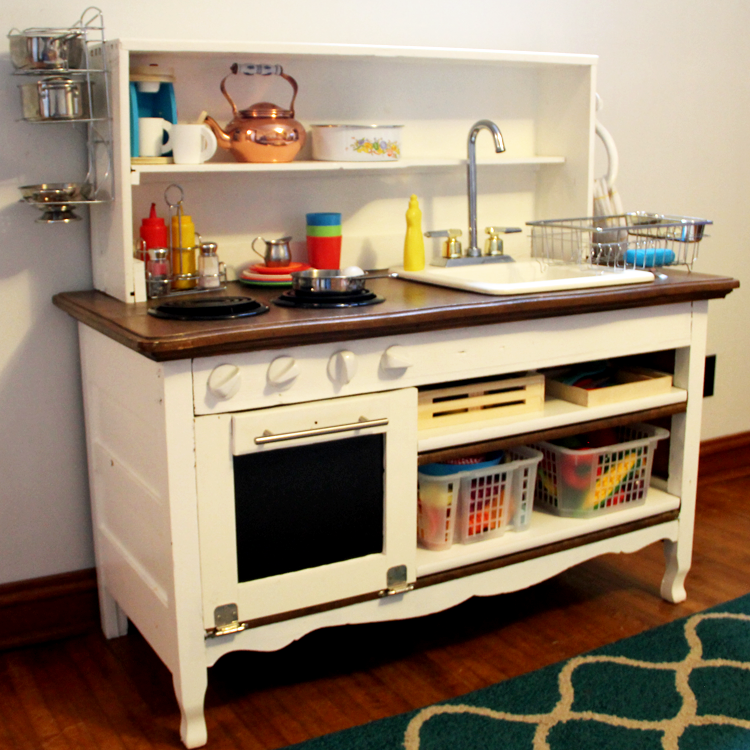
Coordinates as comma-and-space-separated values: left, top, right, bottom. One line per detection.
290, 269, 368, 294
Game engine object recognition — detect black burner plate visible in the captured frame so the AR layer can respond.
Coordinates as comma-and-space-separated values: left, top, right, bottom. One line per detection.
273, 289, 385, 309
148, 296, 269, 321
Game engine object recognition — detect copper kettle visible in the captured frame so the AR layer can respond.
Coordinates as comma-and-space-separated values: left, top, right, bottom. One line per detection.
204, 64, 306, 164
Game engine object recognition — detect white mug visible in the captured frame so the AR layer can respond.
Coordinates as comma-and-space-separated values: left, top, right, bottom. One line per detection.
163, 123, 218, 165
138, 117, 171, 157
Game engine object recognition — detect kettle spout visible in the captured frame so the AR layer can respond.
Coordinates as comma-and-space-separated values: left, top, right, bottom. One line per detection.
203, 115, 232, 150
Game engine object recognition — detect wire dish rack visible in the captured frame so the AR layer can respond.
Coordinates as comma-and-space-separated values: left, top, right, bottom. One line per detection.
527, 213, 712, 270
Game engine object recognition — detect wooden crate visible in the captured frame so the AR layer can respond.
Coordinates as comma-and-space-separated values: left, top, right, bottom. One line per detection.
418, 373, 545, 430
545, 366, 673, 408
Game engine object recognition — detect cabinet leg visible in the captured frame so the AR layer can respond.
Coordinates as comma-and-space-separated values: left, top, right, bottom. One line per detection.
660, 539, 689, 603
98, 584, 129, 639
173, 667, 208, 749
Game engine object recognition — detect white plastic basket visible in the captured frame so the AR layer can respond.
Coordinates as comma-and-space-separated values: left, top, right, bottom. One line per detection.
418, 447, 542, 550
456, 446, 543, 542
533, 422, 669, 519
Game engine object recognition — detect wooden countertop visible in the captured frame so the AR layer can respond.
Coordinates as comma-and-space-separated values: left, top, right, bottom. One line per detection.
53, 269, 738, 361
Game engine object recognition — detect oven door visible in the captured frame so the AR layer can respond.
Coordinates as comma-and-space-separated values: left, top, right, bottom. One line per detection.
195, 387, 417, 630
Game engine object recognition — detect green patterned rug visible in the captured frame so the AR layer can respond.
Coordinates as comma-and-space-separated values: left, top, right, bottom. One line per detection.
287, 593, 750, 750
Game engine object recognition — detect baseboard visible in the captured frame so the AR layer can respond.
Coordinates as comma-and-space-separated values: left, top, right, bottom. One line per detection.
0, 568, 100, 651
1, 432, 749, 651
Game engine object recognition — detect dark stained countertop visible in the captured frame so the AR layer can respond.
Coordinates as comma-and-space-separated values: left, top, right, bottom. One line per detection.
53, 269, 739, 361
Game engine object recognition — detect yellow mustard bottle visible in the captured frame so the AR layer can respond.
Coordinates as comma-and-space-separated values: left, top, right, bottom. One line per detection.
403, 194, 425, 271
171, 214, 197, 289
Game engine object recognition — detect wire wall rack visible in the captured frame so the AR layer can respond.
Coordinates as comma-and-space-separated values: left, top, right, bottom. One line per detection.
10, 7, 114, 223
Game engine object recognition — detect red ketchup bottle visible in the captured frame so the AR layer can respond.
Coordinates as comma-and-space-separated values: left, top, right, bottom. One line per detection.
137, 203, 168, 261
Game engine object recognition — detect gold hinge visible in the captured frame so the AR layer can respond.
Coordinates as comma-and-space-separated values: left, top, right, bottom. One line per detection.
206, 603, 248, 639
378, 565, 415, 597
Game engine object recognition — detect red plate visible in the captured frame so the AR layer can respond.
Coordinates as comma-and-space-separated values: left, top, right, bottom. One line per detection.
240, 270, 293, 282
250, 261, 310, 276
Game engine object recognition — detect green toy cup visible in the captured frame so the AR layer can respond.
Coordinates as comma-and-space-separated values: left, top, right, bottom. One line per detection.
306, 224, 342, 237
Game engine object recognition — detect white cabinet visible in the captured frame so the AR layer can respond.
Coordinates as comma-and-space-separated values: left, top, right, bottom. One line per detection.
91, 40, 597, 303
76, 296, 708, 749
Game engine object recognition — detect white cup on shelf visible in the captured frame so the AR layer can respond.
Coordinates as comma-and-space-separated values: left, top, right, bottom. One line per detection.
163, 123, 217, 165
138, 117, 171, 157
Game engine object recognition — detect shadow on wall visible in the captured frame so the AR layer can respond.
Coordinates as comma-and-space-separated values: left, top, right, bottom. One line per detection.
0, 52, 96, 583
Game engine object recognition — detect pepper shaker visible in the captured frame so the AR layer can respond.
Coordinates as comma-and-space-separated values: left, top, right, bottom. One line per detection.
146, 247, 172, 298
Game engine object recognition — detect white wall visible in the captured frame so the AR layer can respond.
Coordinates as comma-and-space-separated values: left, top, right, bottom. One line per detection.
1, 0, 747, 585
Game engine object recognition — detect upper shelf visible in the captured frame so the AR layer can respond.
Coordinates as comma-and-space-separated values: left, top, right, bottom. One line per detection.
129, 155, 566, 184
120, 39, 598, 67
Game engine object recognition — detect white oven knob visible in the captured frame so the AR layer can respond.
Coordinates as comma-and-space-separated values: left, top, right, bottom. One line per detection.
267, 355, 300, 388
381, 345, 413, 372
207, 364, 242, 400
327, 350, 358, 385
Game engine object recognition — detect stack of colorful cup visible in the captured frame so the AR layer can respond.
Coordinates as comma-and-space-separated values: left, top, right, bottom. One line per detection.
306, 212, 342, 269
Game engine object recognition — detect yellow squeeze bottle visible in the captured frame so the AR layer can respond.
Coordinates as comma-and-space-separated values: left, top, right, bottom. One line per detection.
403, 194, 425, 271
171, 214, 197, 289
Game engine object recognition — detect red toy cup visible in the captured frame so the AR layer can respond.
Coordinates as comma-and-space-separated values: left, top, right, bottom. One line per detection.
306, 235, 342, 269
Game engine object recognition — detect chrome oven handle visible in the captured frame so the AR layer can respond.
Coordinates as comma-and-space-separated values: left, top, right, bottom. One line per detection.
254, 417, 389, 445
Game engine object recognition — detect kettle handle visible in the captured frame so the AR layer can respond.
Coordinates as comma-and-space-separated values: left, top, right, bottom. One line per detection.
220, 63, 299, 118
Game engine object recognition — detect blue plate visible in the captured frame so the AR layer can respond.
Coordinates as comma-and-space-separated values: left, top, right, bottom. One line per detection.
419, 453, 504, 477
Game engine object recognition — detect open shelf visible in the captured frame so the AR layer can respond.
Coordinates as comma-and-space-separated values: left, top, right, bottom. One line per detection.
417, 387, 687, 454
415, 485, 680, 578
129, 155, 566, 184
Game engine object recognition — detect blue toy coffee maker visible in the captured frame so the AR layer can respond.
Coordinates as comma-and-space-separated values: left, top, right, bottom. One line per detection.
130, 65, 177, 158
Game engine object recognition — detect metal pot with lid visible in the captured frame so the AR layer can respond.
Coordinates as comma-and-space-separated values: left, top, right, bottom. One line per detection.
8, 28, 85, 70
19, 77, 89, 121
204, 63, 306, 164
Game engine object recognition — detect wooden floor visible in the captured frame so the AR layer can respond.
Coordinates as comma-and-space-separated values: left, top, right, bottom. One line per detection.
2, 470, 749, 750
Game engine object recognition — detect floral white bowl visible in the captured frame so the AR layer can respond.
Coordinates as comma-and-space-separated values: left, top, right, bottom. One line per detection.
311, 124, 403, 161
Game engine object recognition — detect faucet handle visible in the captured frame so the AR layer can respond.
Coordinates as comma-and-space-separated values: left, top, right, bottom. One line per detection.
484, 226, 521, 257
425, 229, 462, 259
425, 229, 462, 238
485, 227, 522, 235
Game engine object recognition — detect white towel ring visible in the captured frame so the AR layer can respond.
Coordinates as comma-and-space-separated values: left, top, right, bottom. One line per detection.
594, 94, 619, 186
596, 120, 619, 186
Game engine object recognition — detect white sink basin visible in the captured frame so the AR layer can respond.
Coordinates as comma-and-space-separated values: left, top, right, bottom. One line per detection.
390, 260, 654, 296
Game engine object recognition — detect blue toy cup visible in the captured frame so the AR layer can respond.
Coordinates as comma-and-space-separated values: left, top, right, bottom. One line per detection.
306, 212, 341, 226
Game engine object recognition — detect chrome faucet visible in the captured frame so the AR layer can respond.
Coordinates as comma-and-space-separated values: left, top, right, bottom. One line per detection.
467, 120, 505, 257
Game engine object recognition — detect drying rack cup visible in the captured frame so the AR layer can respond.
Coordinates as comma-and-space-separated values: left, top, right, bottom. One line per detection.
527, 212, 711, 270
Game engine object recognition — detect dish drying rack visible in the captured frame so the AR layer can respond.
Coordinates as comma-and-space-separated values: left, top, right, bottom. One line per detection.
527, 213, 712, 271
11, 7, 114, 223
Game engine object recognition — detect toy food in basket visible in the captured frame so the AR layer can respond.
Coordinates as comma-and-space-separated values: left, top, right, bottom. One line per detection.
533, 423, 669, 518
417, 447, 542, 550
417, 454, 502, 550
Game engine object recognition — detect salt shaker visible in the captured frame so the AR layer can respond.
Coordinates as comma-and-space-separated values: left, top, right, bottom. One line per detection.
198, 242, 221, 289
146, 247, 171, 298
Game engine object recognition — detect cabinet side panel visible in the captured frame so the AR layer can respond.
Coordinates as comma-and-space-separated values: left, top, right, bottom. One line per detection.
90, 41, 137, 304
79, 326, 197, 671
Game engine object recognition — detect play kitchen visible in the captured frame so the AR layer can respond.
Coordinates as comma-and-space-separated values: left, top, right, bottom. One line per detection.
43, 34, 739, 750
